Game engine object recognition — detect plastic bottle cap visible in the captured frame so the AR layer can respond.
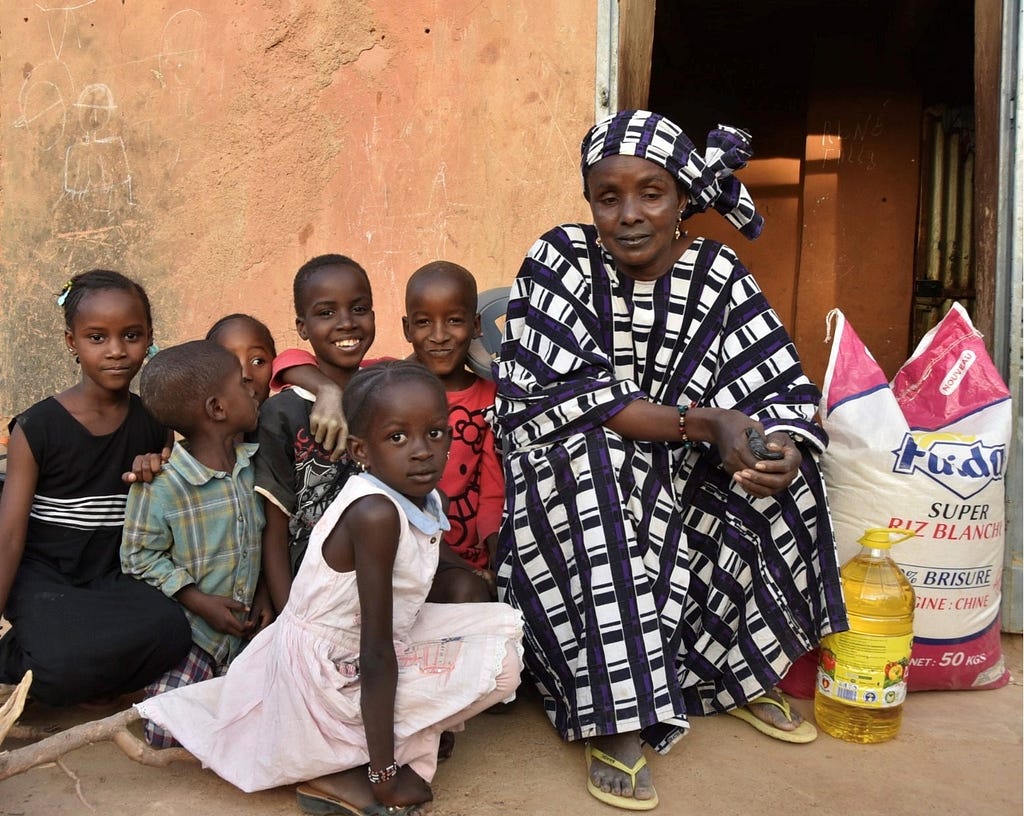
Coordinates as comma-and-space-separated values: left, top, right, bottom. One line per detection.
857, 527, 916, 549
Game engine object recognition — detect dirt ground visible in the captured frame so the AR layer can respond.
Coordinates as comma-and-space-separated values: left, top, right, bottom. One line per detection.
1, 635, 1021, 816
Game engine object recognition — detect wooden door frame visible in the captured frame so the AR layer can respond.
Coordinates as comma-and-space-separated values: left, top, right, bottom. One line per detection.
614, 0, 1005, 351
973, 0, 1003, 346
617, 0, 657, 110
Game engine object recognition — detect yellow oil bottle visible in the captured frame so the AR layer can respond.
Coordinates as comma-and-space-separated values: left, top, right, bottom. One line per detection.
815, 528, 916, 743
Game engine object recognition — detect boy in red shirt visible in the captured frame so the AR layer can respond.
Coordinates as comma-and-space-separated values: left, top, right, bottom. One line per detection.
272, 261, 498, 602
402, 262, 504, 591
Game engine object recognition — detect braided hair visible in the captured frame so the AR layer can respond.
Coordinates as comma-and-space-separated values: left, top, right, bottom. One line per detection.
59, 269, 153, 330
342, 360, 447, 439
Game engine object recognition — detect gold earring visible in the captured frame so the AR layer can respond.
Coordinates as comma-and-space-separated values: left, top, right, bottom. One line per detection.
595, 233, 603, 247
68, 347, 79, 364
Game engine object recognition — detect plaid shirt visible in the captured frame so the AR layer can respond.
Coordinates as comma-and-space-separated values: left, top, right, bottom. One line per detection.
121, 441, 263, 667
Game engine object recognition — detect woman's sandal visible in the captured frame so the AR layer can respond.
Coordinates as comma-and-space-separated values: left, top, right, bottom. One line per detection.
584, 743, 659, 811
726, 690, 818, 743
296, 784, 421, 816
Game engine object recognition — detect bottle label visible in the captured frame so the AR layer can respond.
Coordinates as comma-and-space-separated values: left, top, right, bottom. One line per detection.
817, 631, 913, 708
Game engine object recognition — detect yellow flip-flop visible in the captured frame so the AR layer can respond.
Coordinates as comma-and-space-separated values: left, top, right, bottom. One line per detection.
727, 692, 818, 743
585, 743, 659, 811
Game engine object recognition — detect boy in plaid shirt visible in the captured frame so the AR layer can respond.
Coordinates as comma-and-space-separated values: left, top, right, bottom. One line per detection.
121, 340, 269, 746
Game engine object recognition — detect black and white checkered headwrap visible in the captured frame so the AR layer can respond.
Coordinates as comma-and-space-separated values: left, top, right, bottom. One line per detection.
581, 109, 764, 240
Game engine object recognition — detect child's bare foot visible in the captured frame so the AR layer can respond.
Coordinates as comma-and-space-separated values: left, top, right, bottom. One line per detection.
298, 766, 432, 815
300, 767, 375, 812
586, 732, 657, 805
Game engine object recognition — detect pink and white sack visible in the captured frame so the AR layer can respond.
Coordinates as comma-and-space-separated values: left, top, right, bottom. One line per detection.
820, 304, 1011, 690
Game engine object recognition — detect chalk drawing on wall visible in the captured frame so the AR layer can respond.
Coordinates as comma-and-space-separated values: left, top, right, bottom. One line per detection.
10, 5, 219, 273
13, 60, 76, 151
59, 83, 134, 216
34, 0, 97, 60
156, 9, 207, 114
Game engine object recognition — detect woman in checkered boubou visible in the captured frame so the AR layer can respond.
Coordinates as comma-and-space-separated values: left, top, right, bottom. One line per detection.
492, 109, 846, 811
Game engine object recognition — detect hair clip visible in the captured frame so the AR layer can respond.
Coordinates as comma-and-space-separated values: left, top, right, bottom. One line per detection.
56, 280, 74, 307
147, 343, 160, 359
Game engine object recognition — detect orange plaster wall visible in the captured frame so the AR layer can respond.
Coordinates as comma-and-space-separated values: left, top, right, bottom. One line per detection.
0, 1, 595, 420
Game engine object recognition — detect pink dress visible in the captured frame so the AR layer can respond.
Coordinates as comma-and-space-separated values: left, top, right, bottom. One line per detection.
136, 475, 523, 793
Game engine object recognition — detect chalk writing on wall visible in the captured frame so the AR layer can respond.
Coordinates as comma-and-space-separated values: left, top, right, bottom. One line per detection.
11, 6, 217, 274
818, 101, 889, 171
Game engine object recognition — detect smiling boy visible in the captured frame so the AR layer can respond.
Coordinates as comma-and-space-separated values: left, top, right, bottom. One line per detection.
402, 261, 504, 593
253, 254, 373, 613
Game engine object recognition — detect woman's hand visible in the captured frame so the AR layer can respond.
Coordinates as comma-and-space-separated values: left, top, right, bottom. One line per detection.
372, 765, 433, 808
708, 412, 801, 498
730, 430, 801, 498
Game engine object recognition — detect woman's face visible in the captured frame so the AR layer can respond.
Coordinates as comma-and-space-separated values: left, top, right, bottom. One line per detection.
586, 155, 687, 281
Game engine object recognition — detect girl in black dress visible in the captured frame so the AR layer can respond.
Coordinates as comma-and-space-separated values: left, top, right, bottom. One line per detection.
0, 270, 191, 706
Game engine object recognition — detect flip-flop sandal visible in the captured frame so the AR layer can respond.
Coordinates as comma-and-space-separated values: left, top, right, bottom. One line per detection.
585, 743, 659, 811
727, 692, 818, 743
296, 784, 420, 816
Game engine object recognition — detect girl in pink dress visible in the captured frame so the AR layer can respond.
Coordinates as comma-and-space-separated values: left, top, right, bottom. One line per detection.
137, 360, 523, 815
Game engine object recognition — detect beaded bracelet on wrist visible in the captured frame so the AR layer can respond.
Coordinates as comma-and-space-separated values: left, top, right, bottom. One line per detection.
677, 401, 696, 451
367, 761, 400, 784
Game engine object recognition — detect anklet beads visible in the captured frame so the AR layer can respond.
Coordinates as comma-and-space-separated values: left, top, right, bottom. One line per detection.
367, 761, 400, 784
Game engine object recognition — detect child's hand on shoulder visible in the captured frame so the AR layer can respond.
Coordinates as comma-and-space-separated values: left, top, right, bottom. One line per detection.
309, 382, 348, 461
176, 586, 255, 637
122, 447, 172, 485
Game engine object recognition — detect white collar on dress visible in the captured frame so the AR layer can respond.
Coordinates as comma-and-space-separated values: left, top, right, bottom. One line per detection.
359, 473, 451, 535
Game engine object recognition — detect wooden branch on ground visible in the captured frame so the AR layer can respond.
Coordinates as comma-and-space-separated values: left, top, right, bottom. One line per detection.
0, 670, 32, 743
6, 724, 60, 740
0, 682, 196, 780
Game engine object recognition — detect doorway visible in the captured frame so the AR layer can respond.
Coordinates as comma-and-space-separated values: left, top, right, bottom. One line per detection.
632, 1, 979, 383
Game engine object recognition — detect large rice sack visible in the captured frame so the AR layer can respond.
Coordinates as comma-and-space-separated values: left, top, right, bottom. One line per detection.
820, 304, 1011, 691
